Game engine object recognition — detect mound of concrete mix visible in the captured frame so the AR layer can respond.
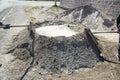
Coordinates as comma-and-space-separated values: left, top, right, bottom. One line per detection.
8, 21, 102, 74
57, 5, 115, 31
33, 23, 101, 74
3, 23, 120, 80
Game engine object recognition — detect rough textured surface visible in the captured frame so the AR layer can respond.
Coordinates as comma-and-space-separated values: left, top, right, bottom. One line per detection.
23, 23, 120, 80
1, 22, 119, 80
2, 26, 120, 80
11, 28, 32, 61
0, 27, 32, 80
1, 5, 120, 80
25, 5, 115, 31
24, 6, 65, 23
60, 0, 120, 18
33, 23, 99, 74
57, 5, 114, 31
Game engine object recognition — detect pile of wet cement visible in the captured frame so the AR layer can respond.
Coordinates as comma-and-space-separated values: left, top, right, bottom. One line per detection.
8, 22, 101, 74
33, 23, 100, 73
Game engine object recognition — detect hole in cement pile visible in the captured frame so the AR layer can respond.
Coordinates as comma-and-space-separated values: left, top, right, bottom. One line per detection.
35, 25, 77, 37
33, 23, 101, 74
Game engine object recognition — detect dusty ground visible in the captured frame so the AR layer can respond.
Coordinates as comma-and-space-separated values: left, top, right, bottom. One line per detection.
0, 27, 32, 80
15, 30, 119, 80
23, 6, 120, 80
24, 5, 66, 23
0, 5, 120, 80
21, 30, 120, 80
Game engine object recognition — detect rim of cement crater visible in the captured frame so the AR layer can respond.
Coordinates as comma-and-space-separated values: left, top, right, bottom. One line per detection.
35, 25, 78, 37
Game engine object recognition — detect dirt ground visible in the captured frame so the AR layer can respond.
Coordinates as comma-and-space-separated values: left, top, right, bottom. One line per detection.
0, 27, 32, 80
20, 24, 120, 80
22, 32, 120, 80
0, 5, 120, 80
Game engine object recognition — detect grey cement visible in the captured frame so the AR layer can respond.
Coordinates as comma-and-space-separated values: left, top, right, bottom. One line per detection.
60, 0, 120, 18
57, 5, 114, 31
33, 23, 100, 74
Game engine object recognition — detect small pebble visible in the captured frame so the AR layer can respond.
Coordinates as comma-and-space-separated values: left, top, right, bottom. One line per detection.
0, 64, 2, 67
